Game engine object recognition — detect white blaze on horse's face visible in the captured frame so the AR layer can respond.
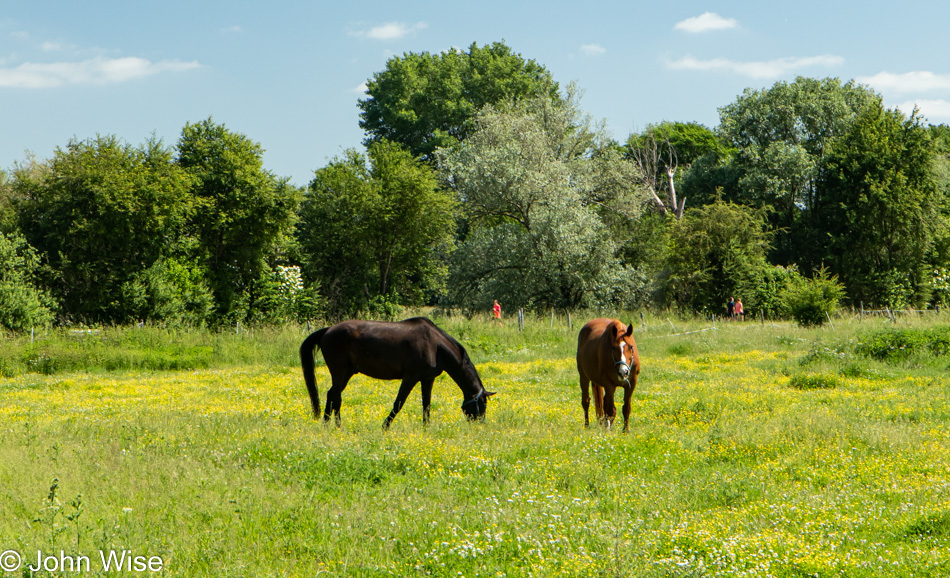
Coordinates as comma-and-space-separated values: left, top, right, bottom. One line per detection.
617, 341, 630, 380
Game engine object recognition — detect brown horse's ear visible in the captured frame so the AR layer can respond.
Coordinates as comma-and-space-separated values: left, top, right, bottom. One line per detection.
625, 323, 634, 337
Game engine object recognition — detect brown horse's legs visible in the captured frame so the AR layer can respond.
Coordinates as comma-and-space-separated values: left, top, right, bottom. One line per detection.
420, 378, 434, 424
580, 376, 591, 427
592, 384, 605, 425
602, 385, 617, 429
383, 378, 419, 429
621, 385, 634, 432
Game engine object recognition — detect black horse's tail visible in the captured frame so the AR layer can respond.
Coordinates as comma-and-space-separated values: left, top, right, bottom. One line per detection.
300, 327, 329, 418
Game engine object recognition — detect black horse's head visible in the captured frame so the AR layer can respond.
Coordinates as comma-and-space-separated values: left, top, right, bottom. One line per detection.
461, 389, 495, 421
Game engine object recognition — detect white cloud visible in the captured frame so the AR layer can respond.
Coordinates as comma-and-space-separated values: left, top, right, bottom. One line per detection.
40, 41, 70, 52
674, 12, 737, 33
351, 82, 368, 94
580, 44, 606, 56
0, 56, 201, 88
667, 54, 843, 79
858, 71, 950, 95
220, 25, 244, 34
352, 21, 427, 41
896, 99, 950, 122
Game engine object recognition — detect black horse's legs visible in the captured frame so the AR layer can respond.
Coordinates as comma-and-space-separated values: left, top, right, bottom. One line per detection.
324, 373, 350, 426
420, 378, 435, 424
383, 378, 418, 429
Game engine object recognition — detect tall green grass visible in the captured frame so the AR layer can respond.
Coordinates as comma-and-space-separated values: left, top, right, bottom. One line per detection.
1, 310, 949, 575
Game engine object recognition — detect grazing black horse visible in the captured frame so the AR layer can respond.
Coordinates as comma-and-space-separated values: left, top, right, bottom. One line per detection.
300, 317, 495, 428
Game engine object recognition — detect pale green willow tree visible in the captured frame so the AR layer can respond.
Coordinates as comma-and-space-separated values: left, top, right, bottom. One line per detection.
437, 89, 648, 311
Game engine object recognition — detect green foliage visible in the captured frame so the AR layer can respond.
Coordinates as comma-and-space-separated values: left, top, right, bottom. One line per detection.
247, 264, 324, 323
14, 136, 194, 324
855, 326, 950, 362
437, 90, 648, 311
626, 122, 729, 200
905, 512, 950, 540
0, 324, 308, 376
929, 267, 950, 307
748, 264, 802, 319
780, 266, 844, 326
120, 257, 215, 326
717, 77, 881, 265
0, 232, 54, 331
300, 140, 455, 317
359, 41, 560, 161
788, 373, 840, 390
176, 118, 300, 324
930, 124, 950, 154
664, 200, 773, 314
817, 106, 941, 307
718, 77, 878, 205
628, 121, 728, 168
0, 168, 20, 234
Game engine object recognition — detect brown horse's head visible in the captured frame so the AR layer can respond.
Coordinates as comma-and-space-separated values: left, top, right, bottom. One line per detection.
609, 321, 636, 383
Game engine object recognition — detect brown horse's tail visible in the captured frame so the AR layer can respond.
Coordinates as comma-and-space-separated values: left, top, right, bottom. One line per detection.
300, 327, 329, 418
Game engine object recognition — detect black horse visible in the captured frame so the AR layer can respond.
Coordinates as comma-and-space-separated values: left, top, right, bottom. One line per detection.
300, 317, 495, 428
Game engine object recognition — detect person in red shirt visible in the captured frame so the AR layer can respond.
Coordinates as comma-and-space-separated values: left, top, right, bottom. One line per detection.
492, 299, 503, 327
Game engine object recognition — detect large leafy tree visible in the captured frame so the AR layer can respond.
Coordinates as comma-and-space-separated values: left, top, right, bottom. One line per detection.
437, 90, 647, 310
299, 140, 455, 317
15, 136, 194, 323
663, 200, 774, 314
359, 41, 560, 161
817, 106, 941, 307
176, 118, 299, 322
717, 77, 880, 264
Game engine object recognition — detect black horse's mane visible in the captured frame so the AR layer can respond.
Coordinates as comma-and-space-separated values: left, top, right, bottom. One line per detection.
403, 316, 483, 390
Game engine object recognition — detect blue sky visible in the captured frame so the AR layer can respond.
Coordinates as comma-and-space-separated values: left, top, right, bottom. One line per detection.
3, 1, 950, 187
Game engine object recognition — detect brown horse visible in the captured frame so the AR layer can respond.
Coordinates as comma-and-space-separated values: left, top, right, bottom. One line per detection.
576, 318, 641, 431
300, 317, 495, 428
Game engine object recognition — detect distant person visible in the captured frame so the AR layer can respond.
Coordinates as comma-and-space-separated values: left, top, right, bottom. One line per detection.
726, 296, 735, 321
492, 299, 503, 327
735, 298, 744, 322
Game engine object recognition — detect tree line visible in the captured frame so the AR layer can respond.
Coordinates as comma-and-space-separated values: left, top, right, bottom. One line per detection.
2, 41, 949, 330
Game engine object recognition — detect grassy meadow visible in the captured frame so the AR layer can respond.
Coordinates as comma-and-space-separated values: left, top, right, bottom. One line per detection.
1, 312, 950, 576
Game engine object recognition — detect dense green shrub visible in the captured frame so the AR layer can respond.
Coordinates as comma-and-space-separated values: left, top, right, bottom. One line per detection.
855, 326, 950, 361
0, 233, 54, 331
788, 373, 840, 390
780, 267, 844, 326
664, 200, 773, 315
